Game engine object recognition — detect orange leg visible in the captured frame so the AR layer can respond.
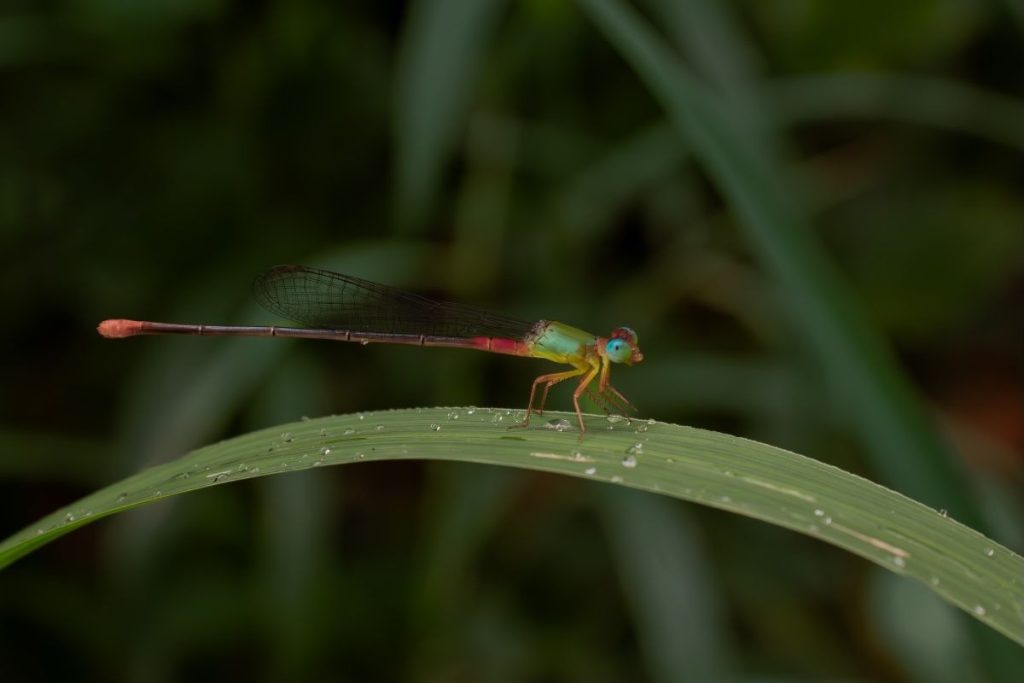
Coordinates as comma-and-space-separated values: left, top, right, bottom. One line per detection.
517, 364, 588, 429
539, 381, 555, 414
597, 358, 635, 414
584, 386, 611, 413
584, 385, 620, 415
602, 384, 637, 414
539, 370, 593, 414
571, 364, 601, 433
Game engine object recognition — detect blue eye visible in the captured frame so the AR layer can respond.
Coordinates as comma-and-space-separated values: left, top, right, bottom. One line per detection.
605, 339, 632, 363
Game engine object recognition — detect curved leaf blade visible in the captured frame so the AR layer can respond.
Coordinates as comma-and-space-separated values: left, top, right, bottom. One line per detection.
2, 409, 1021, 644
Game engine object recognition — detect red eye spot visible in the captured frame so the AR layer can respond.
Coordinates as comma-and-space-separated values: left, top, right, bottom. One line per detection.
611, 327, 638, 344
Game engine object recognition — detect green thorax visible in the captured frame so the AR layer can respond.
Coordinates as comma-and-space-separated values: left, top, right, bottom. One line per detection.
526, 321, 597, 363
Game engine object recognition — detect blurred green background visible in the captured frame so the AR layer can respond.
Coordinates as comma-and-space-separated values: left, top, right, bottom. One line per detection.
2, 0, 1023, 681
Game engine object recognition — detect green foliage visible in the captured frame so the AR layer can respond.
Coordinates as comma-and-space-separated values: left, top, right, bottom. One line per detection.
3, 410, 1022, 647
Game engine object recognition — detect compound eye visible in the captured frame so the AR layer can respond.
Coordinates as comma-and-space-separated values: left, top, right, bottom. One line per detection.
605, 338, 632, 363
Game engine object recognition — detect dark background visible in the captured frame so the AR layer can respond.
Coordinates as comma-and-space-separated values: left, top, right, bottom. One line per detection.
1, 1, 1022, 681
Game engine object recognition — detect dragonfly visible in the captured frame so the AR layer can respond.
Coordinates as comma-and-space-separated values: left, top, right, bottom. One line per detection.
98, 265, 644, 433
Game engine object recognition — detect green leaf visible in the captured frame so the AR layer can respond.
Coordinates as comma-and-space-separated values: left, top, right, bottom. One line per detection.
770, 73, 1024, 152
393, 0, 508, 230
599, 486, 734, 681
2, 410, 1022, 645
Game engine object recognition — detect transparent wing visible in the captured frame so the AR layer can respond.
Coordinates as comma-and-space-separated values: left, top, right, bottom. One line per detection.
252, 265, 539, 340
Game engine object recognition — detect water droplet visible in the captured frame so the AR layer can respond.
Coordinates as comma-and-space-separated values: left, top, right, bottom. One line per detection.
636, 422, 648, 433
939, 509, 948, 518
36, 528, 44, 536
356, 452, 366, 459
625, 442, 643, 455
64, 512, 75, 523
892, 556, 906, 568
571, 449, 585, 461
814, 509, 825, 517
466, 407, 476, 415
930, 576, 941, 587
375, 424, 384, 431
584, 467, 597, 476
360, 339, 370, 346
343, 427, 356, 436
622, 455, 637, 469
320, 446, 332, 457
984, 548, 995, 557
973, 604, 987, 616
610, 475, 624, 484
358, 413, 365, 420
606, 415, 628, 426
823, 516, 833, 525
429, 423, 441, 432
319, 428, 328, 437
300, 415, 310, 422
116, 492, 128, 503
281, 432, 292, 442
544, 418, 573, 432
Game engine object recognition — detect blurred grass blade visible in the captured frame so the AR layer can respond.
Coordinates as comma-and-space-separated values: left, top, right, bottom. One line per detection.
599, 487, 734, 682
770, 73, 1024, 152
394, 0, 508, 230
869, 568, 975, 683
643, 0, 760, 92
409, 464, 520, 674
574, 0, 984, 529
565, 68, 1024, 241
1, 410, 1022, 645
415, 465, 519, 614
562, 123, 685, 236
